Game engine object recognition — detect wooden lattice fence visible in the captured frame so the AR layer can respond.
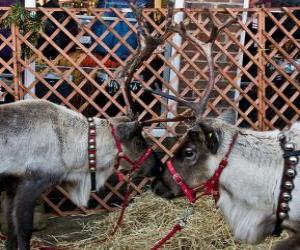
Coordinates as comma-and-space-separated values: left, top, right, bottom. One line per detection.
0, 6, 299, 215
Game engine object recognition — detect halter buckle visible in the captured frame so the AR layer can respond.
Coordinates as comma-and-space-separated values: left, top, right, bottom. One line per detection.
173, 173, 183, 184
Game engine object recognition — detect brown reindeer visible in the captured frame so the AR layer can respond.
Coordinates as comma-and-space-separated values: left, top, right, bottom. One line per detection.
148, 10, 300, 250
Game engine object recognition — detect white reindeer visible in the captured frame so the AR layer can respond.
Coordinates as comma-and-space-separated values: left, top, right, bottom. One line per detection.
0, 3, 191, 249
152, 109, 300, 247
0, 98, 165, 250
148, 11, 300, 249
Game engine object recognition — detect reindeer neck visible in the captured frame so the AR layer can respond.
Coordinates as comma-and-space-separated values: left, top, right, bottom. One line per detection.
92, 118, 119, 164
214, 125, 300, 244
217, 128, 283, 200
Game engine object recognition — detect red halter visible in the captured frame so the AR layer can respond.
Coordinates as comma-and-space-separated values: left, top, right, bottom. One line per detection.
201, 132, 239, 201
84, 124, 154, 246
166, 132, 239, 203
151, 132, 239, 250
166, 161, 196, 203
110, 124, 153, 180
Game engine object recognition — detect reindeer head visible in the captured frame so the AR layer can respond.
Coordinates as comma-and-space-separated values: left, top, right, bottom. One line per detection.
110, 117, 163, 177
151, 110, 238, 198
146, 12, 238, 197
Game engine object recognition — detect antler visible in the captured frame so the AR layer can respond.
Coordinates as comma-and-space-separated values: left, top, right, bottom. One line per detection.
143, 86, 199, 111
140, 115, 194, 126
177, 11, 237, 116
144, 10, 237, 117
117, 2, 178, 118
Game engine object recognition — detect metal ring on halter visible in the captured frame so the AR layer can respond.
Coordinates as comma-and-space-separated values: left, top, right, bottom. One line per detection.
178, 204, 195, 228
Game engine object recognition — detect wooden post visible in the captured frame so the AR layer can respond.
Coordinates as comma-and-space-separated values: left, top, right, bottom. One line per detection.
11, 23, 20, 101
258, 9, 266, 131
24, 0, 36, 100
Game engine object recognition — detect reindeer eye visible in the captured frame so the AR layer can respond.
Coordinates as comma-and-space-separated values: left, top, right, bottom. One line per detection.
184, 148, 194, 158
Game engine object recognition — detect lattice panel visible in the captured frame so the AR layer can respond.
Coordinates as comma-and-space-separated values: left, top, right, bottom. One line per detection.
0, 6, 299, 215
0, 7, 18, 102
263, 8, 300, 129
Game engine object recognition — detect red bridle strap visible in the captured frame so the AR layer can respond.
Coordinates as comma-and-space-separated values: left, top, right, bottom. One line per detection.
201, 132, 239, 201
110, 124, 123, 153
110, 124, 153, 178
152, 133, 239, 250
83, 124, 154, 247
166, 161, 196, 203
151, 203, 194, 250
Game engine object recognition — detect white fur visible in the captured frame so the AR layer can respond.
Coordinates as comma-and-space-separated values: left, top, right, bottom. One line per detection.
56, 117, 119, 207
0, 100, 122, 207
207, 123, 300, 244
63, 166, 114, 207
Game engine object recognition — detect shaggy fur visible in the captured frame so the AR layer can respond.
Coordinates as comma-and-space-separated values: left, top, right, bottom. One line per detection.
152, 110, 300, 248
0, 99, 161, 250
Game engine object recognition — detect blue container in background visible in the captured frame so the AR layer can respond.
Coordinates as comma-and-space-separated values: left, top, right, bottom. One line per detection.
91, 0, 150, 60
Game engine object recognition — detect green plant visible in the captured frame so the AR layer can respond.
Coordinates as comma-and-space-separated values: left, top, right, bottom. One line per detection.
0, 2, 44, 58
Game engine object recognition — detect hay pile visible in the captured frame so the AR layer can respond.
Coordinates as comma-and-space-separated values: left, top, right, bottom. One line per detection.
40, 191, 285, 250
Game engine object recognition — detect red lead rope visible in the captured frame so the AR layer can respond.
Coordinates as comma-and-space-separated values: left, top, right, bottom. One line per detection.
151, 132, 239, 250
151, 203, 195, 250
151, 160, 197, 250
151, 224, 183, 250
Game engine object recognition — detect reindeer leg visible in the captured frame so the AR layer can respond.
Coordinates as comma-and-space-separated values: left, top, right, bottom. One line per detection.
4, 189, 18, 250
13, 174, 60, 250
0, 174, 19, 250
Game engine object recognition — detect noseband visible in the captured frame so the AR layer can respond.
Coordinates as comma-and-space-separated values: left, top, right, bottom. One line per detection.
166, 132, 239, 203
166, 161, 197, 203
151, 133, 239, 250
110, 123, 153, 179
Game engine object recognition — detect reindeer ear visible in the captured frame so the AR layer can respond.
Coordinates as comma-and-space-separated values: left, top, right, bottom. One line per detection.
115, 121, 140, 141
218, 109, 236, 125
205, 129, 220, 154
199, 124, 220, 154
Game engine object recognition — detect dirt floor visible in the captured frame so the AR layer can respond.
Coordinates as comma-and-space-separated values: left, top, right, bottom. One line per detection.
34, 213, 108, 247
0, 213, 108, 249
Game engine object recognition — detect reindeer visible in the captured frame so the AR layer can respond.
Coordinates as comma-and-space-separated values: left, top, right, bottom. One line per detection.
0, 4, 190, 250
148, 10, 300, 250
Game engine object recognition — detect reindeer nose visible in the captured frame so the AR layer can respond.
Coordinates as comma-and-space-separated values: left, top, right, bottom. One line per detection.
151, 178, 175, 199
151, 178, 166, 195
